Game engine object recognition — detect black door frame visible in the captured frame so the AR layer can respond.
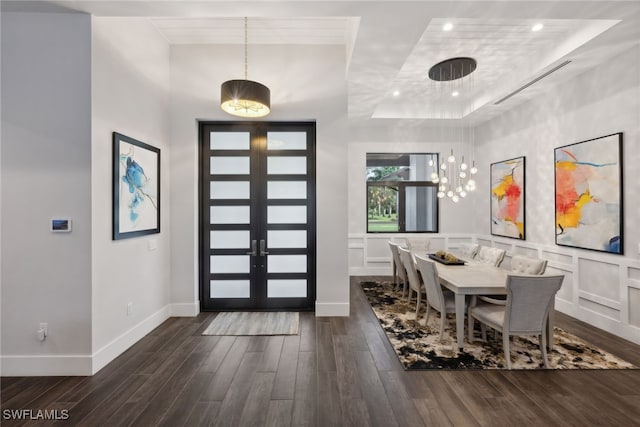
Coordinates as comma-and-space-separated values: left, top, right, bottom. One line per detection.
199, 121, 316, 311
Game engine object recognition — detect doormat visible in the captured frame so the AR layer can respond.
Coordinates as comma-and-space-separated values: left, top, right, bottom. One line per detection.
361, 280, 636, 370
202, 311, 299, 336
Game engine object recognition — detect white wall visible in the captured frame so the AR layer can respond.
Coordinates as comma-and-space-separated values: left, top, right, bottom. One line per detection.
170, 44, 349, 316
474, 44, 640, 344
1, 12, 93, 375
91, 17, 171, 372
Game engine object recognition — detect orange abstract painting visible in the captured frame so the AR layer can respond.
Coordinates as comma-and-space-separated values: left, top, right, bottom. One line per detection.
554, 133, 623, 254
491, 157, 525, 239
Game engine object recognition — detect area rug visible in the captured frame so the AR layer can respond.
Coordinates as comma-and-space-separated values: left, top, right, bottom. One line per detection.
360, 280, 635, 370
202, 311, 299, 336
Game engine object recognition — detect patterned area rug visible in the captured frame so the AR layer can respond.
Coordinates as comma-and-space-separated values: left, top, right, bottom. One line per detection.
361, 280, 636, 370
202, 311, 299, 336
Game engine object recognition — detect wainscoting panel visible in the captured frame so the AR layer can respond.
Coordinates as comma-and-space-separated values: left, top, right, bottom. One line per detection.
348, 232, 640, 345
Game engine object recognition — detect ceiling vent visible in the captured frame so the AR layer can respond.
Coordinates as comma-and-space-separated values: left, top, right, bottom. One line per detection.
494, 60, 572, 105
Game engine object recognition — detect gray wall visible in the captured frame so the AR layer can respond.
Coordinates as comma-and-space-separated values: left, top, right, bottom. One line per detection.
1, 12, 93, 374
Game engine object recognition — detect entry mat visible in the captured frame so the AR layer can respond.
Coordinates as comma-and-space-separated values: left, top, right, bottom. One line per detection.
202, 311, 299, 336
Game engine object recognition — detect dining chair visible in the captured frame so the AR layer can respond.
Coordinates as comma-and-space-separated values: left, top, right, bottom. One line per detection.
398, 246, 425, 318
476, 246, 506, 267
388, 241, 408, 297
467, 274, 564, 369
414, 255, 461, 341
406, 238, 431, 257
481, 255, 548, 305
457, 242, 479, 259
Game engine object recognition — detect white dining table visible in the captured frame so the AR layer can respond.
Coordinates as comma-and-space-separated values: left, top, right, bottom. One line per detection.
428, 256, 554, 351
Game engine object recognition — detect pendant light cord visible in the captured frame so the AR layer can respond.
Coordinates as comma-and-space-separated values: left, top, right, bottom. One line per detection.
244, 16, 248, 80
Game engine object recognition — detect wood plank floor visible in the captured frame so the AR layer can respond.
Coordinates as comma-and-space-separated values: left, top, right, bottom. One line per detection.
2, 276, 640, 426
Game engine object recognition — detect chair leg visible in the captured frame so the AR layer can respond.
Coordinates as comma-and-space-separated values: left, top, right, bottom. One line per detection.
439, 312, 446, 342
503, 332, 511, 370
467, 314, 474, 342
480, 324, 487, 342
541, 329, 549, 368
425, 305, 431, 324
415, 290, 421, 320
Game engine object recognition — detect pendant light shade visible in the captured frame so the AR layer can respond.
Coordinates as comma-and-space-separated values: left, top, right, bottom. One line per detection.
220, 17, 271, 118
220, 79, 271, 118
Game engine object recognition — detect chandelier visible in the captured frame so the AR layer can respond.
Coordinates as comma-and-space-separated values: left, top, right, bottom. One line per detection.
428, 57, 478, 202
220, 17, 271, 118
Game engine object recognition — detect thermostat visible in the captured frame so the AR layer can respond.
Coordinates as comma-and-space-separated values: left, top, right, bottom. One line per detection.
51, 219, 72, 233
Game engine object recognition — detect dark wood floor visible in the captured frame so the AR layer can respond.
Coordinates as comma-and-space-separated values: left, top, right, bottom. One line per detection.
2, 276, 640, 426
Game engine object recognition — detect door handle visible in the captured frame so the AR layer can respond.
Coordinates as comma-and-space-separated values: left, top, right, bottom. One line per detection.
260, 239, 269, 256
246, 240, 257, 256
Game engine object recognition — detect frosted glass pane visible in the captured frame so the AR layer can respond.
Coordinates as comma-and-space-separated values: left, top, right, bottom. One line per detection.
210, 157, 249, 175
210, 132, 250, 150
210, 280, 250, 298
210, 206, 250, 224
210, 230, 250, 249
268, 255, 307, 273
268, 280, 307, 298
210, 181, 250, 199
268, 181, 307, 199
268, 230, 307, 248
267, 132, 307, 150
210, 255, 250, 273
268, 206, 307, 224
267, 157, 306, 175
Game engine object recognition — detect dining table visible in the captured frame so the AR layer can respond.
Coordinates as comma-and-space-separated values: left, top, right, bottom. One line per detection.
426, 254, 555, 351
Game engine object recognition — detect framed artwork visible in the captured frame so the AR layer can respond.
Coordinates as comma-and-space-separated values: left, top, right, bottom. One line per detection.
554, 132, 623, 254
113, 132, 160, 240
490, 156, 526, 239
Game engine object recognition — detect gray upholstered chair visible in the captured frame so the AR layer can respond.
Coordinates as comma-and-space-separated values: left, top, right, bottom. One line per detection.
476, 246, 506, 267
388, 241, 408, 297
510, 255, 548, 275
406, 237, 430, 254
457, 242, 479, 259
414, 255, 461, 341
398, 246, 424, 318
468, 274, 564, 369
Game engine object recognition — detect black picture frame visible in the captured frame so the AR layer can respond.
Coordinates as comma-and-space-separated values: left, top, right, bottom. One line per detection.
554, 132, 623, 255
113, 132, 160, 240
490, 156, 526, 240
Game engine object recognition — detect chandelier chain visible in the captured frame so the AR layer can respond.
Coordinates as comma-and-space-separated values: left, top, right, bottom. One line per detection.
244, 17, 248, 80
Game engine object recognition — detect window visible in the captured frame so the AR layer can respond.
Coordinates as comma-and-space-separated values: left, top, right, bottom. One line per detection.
366, 153, 439, 233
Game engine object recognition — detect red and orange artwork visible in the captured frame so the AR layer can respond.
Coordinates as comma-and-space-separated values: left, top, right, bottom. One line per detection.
554, 133, 622, 254
491, 157, 525, 239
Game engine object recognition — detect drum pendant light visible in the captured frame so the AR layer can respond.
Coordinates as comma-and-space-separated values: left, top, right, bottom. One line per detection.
220, 17, 271, 118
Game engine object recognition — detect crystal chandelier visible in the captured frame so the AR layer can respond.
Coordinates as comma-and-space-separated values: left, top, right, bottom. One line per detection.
428, 57, 479, 203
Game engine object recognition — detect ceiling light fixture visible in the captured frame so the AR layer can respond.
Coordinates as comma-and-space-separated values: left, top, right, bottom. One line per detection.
393, 90, 400, 97
443, 22, 454, 31
428, 57, 479, 202
532, 23, 544, 32
221, 17, 271, 118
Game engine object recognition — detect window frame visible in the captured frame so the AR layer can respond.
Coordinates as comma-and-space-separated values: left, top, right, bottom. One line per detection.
366, 153, 440, 234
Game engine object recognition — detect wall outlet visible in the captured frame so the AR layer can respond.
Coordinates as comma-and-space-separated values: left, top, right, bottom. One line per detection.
127, 302, 133, 316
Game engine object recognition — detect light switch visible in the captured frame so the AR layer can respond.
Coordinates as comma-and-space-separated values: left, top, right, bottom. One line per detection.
148, 239, 158, 251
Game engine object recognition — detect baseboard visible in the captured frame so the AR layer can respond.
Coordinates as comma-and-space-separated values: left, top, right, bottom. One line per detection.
349, 267, 392, 276
170, 302, 200, 317
315, 302, 349, 317
1, 355, 92, 376
91, 305, 171, 374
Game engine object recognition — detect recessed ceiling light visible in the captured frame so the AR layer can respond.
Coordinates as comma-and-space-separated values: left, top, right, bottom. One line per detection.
532, 23, 544, 32
443, 22, 454, 31
451, 91, 459, 97
392, 90, 400, 97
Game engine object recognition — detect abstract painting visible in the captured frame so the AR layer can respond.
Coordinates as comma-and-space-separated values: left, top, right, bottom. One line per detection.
491, 156, 525, 239
555, 133, 623, 254
113, 132, 160, 240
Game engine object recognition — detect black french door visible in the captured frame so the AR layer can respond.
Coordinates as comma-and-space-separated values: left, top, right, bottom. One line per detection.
199, 121, 316, 310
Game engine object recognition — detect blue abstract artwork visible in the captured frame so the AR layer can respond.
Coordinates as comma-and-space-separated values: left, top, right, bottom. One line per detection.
113, 133, 160, 240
